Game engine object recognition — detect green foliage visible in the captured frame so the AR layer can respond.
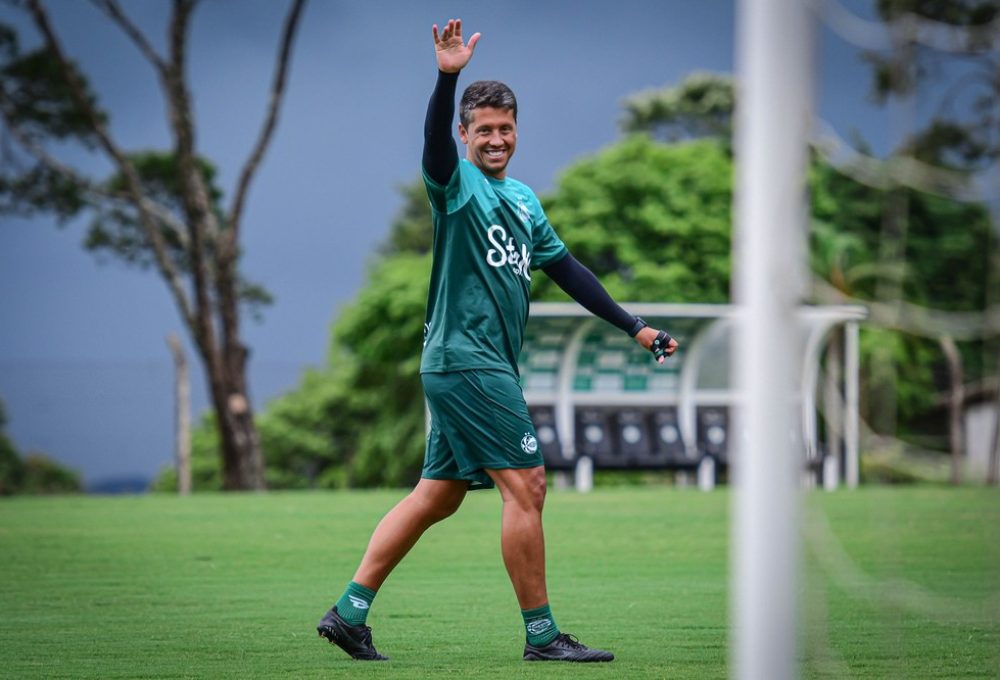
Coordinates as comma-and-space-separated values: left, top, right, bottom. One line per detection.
809, 160, 995, 436
81, 151, 273, 315
0, 398, 80, 495
0, 441, 23, 495
0, 28, 105, 144
812, 161, 994, 311
321, 253, 431, 487
860, 327, 946, 435
620, 72, 734, 144
0, 165, 88, 220
85, 153, 222, 269
536, 135, 732, 304
17, 453, 82, 494
378, 180, 434, 256
257, 367, 348, 489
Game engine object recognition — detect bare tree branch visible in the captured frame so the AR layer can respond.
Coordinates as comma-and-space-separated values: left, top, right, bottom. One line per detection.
88, 0, 168, 76
226, 0, 307, 252
164, 0, 218, 353
24, 0, 196, 329
0, 96, 191, 252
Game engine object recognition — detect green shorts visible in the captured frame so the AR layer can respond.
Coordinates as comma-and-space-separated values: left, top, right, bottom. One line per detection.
421, 369, 543, 491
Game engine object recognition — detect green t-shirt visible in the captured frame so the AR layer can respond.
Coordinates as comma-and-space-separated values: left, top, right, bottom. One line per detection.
421, 159, 568, 375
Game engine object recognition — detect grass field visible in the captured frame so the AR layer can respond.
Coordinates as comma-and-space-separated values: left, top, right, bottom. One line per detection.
1, 487, 998, 679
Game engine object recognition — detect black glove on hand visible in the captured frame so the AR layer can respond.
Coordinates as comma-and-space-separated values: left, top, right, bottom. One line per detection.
652, 330, 673, 363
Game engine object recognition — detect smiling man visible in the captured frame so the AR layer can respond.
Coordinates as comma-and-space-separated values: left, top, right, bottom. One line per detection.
316, 18, 677, 663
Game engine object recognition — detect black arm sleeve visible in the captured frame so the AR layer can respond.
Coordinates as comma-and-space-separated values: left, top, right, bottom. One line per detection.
542, 253, 639, 335
422, 70, 460, 186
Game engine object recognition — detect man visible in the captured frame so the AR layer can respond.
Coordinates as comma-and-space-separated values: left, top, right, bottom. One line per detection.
317, 18, 677, 663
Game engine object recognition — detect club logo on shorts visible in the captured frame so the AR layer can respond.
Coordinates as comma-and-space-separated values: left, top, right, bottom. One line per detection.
526, 618, 552, 635
521, 433, 538, 455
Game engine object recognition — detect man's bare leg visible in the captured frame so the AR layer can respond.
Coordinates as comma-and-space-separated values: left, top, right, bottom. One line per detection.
353, 478, 468, 590
318, 478, 468, 659
485, 466, 549, 609
486, 466, 614, 662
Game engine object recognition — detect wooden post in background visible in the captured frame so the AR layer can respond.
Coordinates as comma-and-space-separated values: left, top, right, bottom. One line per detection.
167, 333, 192, 495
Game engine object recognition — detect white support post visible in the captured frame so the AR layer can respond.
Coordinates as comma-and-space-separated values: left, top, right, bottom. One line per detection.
574, 456, 593, 493
557, 321, 592, 482
845, 321, 861, 489
823, 455, 839, 492
732, 0, 812, 678
697, 457, 716, 491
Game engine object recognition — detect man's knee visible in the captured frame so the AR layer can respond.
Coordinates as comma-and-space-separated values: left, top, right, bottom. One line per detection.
411, 480, 466, 523
525, 468, 547, 511
496, 467, 546, 513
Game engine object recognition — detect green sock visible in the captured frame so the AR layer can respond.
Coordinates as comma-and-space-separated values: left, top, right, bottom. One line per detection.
335, 581, 377, 626
521, 603, 560, 646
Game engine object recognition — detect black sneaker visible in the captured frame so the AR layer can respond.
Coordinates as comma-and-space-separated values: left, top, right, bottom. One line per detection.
523, 632, 614, 662
316, 606, 388, 661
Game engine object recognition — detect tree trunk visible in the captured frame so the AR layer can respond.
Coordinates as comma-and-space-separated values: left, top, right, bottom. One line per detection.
166, 333, 191, 495
939, 335, 964, 485
201, 343, 265, 491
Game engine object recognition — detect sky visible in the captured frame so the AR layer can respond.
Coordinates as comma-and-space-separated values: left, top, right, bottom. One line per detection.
0, 0, 936, 486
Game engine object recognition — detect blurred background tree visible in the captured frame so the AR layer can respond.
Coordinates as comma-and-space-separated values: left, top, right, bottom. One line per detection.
0, 0, 307, 490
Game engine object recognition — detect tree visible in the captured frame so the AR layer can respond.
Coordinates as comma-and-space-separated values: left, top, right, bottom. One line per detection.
620, 72, 734, 144
626, 68, 998, 457
0, 0, 307, 489
855, 0, 999, 469
536, 136, 732, 304
862, 0, 999, 170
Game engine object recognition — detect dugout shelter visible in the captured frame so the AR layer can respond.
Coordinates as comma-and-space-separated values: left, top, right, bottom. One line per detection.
520, 302, 867, 490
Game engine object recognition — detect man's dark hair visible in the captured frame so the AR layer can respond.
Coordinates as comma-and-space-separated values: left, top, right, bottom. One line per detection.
459, 80, 517, 129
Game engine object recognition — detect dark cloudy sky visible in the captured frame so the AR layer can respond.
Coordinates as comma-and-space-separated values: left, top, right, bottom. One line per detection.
1, 0, 911, 484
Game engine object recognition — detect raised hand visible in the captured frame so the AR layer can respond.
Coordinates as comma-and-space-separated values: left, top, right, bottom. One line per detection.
432, 19, 480, 73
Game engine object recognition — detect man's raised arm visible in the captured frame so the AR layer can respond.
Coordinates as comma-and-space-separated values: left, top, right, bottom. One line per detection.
423, 19, 480, 186
543, 254, 679, 364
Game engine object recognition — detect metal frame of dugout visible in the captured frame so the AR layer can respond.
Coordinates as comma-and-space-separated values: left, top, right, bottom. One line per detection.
519, 302, 868, 491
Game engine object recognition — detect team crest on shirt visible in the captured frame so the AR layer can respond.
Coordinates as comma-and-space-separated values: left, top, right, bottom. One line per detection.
486, 224, 531, 281
521, 433, 538, 455
516, 196, 531, 225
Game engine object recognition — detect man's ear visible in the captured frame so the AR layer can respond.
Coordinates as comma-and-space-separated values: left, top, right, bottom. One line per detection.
458, 124, 469, 145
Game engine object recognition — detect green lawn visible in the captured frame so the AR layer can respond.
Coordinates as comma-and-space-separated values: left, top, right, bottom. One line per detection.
0, 487, 997, 679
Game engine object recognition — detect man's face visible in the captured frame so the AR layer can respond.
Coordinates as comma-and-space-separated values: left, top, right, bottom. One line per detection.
459, 106, 517, 179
